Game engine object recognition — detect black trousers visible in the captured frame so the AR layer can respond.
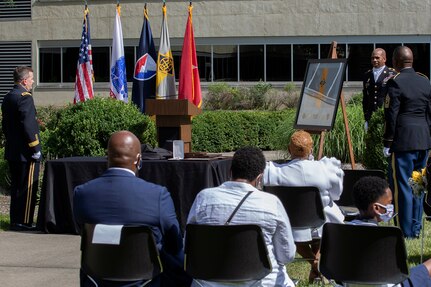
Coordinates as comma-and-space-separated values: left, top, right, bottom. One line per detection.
8, 160, 40, 226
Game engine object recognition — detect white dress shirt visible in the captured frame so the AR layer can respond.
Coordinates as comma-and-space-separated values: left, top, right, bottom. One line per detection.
263, 157, 345, 241
187, 181, 296, 287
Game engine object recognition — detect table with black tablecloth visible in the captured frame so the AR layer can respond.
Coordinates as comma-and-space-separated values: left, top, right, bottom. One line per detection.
36, 156, 232, 234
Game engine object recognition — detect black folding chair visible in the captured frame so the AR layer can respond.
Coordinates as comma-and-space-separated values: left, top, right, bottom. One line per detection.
264, 185, 326, 230
319, 223, 409, 285
337, 169, 386, 221
184, 224, 272, 282
81, 224, 162, 286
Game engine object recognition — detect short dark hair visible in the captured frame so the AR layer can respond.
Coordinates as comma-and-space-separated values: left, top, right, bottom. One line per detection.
13, 66, 33, 83
231, 146, 266, 182
353, 176, 389, 211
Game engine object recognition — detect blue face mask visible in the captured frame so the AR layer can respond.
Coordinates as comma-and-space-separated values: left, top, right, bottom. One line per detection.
375, 203, 394, 222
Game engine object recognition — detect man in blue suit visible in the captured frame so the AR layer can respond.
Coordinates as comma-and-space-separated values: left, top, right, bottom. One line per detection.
73, 130, 190, 287
383, 46, 431, 238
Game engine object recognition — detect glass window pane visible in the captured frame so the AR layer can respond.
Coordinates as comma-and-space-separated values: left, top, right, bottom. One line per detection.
63, 47, 79, 83
171, 45, 182, 81
266, 45, 291, 81
92, 47, 110, 82
125, 46, 135, 82
405, 43, 430, 78
347, 44, 374, 81
196, 45, 211, 82
239, 45, 264, 81
293, 44, 318, 81
40, 48, 61, 83
213, 45, 238, 81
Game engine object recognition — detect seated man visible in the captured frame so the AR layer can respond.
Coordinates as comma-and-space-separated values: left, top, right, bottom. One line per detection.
73, 130, 191, 287
263, 130, 344, 283
187, 146, 297, 287
351, 176, 431, 287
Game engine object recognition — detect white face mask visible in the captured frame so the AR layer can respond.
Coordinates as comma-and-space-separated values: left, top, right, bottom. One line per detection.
308, 154, 314, 161
376, 203, 394, 222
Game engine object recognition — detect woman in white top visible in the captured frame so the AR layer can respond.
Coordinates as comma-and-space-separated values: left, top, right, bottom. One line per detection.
263, 130, 345, 283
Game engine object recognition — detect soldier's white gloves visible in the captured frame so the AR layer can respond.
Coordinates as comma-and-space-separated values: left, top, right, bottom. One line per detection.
383, 147, 391, 158
32, 151, 41, 160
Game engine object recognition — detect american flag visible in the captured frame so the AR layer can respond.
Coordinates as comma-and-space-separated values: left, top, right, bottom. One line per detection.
74, 6, 94, 104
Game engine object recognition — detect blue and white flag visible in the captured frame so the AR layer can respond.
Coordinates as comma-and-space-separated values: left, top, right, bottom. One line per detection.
109, 4, 128, 102
132, 6, 157, 113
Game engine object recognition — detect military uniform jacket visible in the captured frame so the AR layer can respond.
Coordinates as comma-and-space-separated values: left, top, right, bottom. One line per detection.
362, 66, 396, 121
1, 84, 41, 162
383, 68, 431, 152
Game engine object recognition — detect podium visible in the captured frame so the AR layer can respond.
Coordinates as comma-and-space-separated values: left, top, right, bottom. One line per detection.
145, 99, 202, 152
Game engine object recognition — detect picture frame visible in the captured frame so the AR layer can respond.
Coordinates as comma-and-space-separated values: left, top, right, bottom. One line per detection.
294, 58, 348, 131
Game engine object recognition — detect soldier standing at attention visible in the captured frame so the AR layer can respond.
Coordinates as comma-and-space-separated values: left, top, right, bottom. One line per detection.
362, 48, 396, 130
383, 46, 431, 238
2, 66, 41, 231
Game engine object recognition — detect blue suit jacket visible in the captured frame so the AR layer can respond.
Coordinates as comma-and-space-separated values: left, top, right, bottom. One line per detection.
73, 168, 187, 286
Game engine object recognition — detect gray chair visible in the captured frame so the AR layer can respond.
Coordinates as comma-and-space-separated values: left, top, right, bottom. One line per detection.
319, 223, 409, 285
264, 185, 326, 229
184, 224, 272, 282
337, 169, 386, 221
80, 224, 162, 286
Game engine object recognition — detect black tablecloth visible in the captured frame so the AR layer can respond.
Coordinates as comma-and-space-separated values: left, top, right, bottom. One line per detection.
36, 156, 232, 234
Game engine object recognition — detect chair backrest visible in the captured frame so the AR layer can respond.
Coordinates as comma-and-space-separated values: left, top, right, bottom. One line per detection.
319, 223, 409, 285
264, 185, 326, 229
184, 224, 272, 282
81, 224, 162, 282
336, 169, 385, 207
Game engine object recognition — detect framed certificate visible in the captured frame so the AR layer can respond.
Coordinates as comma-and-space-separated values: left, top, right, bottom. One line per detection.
294, 58, 347, 131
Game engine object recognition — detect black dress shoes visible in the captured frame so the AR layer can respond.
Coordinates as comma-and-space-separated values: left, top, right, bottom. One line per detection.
9, 223, 37, 232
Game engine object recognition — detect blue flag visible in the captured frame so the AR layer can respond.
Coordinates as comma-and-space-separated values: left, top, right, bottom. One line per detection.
132, 7, 157, 113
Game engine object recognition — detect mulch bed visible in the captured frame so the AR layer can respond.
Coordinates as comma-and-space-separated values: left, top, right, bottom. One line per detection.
0, 194, 10, 216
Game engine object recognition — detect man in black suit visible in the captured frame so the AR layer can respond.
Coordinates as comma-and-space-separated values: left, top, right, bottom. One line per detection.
383, 46, 431, 238
2, 66, 41, 231
74, 130, 191, 286
362, 48, 396, 130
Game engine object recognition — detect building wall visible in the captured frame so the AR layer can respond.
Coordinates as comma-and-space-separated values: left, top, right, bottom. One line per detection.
1, 0, 431, 105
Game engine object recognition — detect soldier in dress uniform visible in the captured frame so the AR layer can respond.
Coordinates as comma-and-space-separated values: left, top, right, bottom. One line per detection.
383, 46, 431, 238
362, 48, 396, 130
2, 66, 41, 231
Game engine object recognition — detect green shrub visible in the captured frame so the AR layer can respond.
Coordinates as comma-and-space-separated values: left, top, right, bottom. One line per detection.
0, 148, 10, 194
192, 110, 292, 152
43, 97, 157, 157
364, 107, 387, 171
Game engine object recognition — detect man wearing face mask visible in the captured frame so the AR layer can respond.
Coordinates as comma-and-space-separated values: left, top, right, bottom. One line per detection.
263, 130, 344, 283
73, 130, 191, 287
187, 146, 297, 287
351, 176, 431, 286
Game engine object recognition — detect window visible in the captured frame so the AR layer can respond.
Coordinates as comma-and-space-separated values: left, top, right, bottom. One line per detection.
92, 47, 110, 82
213, 45, 238, 81
405, 43, 430, 78
63, 47, 79, 83
293, 44, 318, 81
40, 48, 61, 83
266, 45, 291, 81
347, 44, 373, 81
240, 45, 264, 81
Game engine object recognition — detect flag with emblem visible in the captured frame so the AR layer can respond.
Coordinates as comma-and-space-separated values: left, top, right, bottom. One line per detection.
74, 6, 94, 104
132, 5, 157, 113
109, 4, 128, 102
178, 3, 202, 108
156, 3, 176, 99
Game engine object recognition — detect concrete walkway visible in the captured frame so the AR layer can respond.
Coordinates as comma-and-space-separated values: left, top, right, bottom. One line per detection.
0, 230, 80, 287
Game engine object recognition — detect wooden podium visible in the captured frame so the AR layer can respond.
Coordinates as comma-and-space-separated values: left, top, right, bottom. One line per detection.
145, 99, 202, 152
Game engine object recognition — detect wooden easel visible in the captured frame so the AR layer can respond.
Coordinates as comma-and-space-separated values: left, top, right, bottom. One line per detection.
317, 41, 356, 169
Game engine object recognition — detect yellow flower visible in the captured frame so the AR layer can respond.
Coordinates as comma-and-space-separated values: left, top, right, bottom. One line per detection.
412, 170, 423, 184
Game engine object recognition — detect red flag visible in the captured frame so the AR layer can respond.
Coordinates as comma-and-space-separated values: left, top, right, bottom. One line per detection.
178, 4, 202, 108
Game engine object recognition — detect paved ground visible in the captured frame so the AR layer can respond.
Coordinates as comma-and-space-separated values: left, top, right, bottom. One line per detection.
0, 231, 80, 287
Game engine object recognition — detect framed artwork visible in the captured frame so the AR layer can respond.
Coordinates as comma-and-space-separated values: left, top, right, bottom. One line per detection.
294, 58, 347, 131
